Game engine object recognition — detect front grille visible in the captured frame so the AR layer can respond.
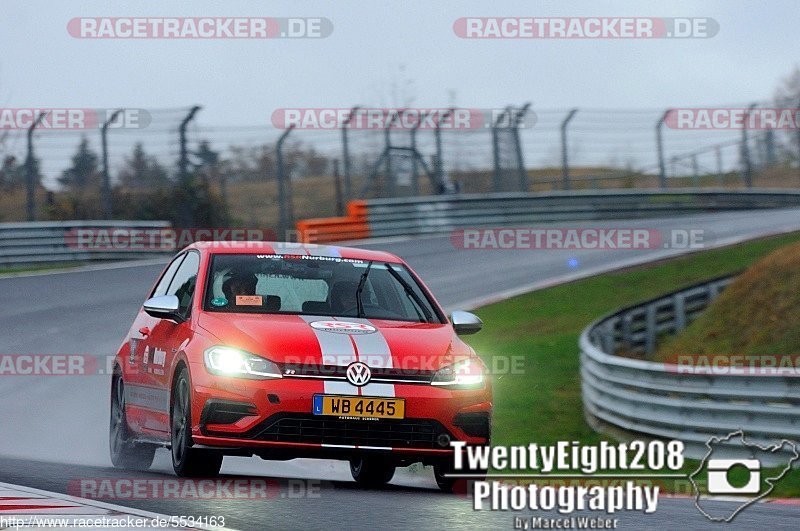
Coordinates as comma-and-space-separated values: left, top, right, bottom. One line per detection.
247, 414, 451, 449
281, 363, 435, 384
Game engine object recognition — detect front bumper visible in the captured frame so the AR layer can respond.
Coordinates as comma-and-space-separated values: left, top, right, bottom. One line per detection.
188, 360, 492, 459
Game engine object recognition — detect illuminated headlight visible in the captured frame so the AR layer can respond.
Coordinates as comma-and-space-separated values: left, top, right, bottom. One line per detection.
203, 347, 282, 379
431, 358, 485, 388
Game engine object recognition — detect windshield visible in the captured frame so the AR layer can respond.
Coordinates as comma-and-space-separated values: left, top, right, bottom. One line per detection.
203, 254, 442, 323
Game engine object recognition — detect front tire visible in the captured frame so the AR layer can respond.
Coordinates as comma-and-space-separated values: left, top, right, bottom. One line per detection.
109, 373, 155, 471
434, 461, 487, 493
350, 456, 395, 488
171, 367, 223, 477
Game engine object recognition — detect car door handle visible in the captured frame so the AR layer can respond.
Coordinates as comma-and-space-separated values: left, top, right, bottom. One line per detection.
138, 326, 151, 337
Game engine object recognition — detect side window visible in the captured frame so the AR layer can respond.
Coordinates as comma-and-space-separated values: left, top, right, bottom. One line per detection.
152, 254, 186, 297
166, 252, 200, 315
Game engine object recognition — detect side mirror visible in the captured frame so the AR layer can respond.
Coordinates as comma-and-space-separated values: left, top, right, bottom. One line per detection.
143, 295, 183, 322
451, 310, 483, 335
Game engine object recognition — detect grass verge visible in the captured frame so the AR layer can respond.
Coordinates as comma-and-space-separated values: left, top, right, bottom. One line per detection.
463, 231, 800, 496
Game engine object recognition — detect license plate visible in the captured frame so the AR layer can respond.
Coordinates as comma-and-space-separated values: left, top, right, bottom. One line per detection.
312, 395, 405, 419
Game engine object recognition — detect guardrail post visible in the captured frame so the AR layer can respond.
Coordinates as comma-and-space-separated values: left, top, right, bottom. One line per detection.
277, 125, 296, 238
341, 106, 360, 201
656, 109, 670, 189
644, 303, 657, 356
561, 109, 578, 190
101, 110, 123, 219
621, 312, 633, 352
602, 320, 616, 355
25, 112, 47, 221
673, 293, 686, 332
741, 102, 757, 188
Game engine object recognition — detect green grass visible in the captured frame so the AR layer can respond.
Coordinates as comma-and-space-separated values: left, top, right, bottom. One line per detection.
463, 231, 800, 496
0, 262, 83, 275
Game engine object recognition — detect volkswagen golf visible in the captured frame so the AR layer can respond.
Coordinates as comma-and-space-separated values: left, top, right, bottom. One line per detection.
109, 241, 491, 490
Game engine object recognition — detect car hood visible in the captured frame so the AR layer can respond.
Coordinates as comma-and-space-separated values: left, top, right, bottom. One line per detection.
197, 312, 471, 371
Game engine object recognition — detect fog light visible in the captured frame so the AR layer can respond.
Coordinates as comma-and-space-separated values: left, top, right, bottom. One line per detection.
437, 433, 452, 447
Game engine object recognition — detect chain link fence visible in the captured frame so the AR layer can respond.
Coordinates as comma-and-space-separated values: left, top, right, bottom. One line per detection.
1, 101, 798, 231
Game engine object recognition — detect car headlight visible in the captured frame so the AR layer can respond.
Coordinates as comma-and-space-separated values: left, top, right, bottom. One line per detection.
431, 358, 485, 388
203, 347, 282, 380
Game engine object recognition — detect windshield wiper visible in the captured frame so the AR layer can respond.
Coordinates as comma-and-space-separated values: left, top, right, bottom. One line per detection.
355, 261, 373, 317
384, 263, 433, 323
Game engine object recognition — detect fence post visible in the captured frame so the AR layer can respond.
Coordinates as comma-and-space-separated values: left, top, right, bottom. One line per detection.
100, 110, 123, 219
561, 108, 578, 190
333, 159, 344, 216
341, 106, 360, 202
383, 111, 401, 197
277, 125, 296, 239
512, 103, 531, 192
656, 109, 670, 189
691, 154, 699, 187
491, 108, 507, 192
797, 99, 800, 177
434, 108, 454, 193
178, 106, 201, 187
410, 111, 422, 196
25, 112, 47, 222
741, 102, 756, 188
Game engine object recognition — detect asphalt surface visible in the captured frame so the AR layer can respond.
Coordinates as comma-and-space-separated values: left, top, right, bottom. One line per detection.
2, 209, 800, 530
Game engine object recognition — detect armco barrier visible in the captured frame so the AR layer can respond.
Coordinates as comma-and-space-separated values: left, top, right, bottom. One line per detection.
0, 220, 171, 267
296, 189, 800, 242
580, 274, 800, 464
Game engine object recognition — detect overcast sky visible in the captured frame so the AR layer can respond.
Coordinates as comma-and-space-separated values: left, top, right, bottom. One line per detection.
2, 0, 798, 187
2, 0, 797, 123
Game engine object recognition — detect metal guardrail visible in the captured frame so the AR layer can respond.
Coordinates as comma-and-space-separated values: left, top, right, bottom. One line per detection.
298, 188, 800, 242
580, 274, 800, 464
0, 220, 172, 267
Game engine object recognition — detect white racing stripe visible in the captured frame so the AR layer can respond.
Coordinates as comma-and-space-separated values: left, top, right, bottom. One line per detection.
299, 316, 395, 397
300, 315, 358, 395
346, 318, 394, 398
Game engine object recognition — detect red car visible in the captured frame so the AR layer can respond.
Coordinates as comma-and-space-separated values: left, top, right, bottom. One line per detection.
110, 242, 491, 490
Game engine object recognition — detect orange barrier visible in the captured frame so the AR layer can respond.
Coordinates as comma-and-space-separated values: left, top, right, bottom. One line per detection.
296, 200, 369, 243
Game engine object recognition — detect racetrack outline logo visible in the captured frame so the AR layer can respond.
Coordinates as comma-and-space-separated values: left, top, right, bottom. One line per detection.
689, 430, 799, 522
345, 362, 371, 387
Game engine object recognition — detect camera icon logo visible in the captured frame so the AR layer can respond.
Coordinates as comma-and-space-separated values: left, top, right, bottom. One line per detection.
706, 458, 760, 494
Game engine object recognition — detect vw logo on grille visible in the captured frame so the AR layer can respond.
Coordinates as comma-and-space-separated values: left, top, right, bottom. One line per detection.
346, 361, 371, 387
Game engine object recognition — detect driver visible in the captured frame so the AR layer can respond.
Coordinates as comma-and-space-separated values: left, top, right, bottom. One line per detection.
330, 280, 359, 314
222, 272, 258, 301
